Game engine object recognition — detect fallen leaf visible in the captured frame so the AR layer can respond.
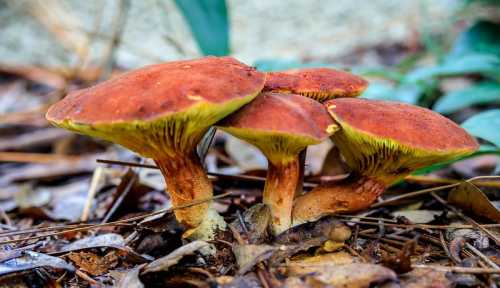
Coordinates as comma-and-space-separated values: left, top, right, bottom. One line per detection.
110, 265, 145, 288
399, 267, 452, 288
217, 273, 262, 288
48, 180, 89, 221
233, 244, 276, 274
283, 276, 334, 288
61, 233, 126, 253
14, 185, 50, 209
67, 251, 117, 276
287, 263, 397, 288
0, 251, 74, 276
142, 240, 208, 274
270, 238, 327, 266
230, 203, 270, 244
287, 251, 355, 274
275, 216, 351, 244
392, 210, 442, 224
448, 182, 500, 222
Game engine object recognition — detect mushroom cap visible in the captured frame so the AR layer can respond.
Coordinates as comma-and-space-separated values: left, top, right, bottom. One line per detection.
263, 68, 368, 102
217, 92, 338, 164
325, 98, 479, 183
46, 57, 265, 157
47, 57, 265, 124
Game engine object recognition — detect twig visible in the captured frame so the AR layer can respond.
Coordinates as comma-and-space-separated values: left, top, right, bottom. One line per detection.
430, 192, 500, 246
340, 219, 500, 230
0, 192, 232, 245
0, 152, 82, 163
80, 167, 105, 222
98, 0, 131, 81
411, 265, 500, 274
336, 215, 398, 223
96, 158, 318, 188
465, 243, 500, 269
372, 175, 500, 208
75, 269, 100, 286
101, 169, 138, 224
439, 231, 457, 264
405, 175, 500, 189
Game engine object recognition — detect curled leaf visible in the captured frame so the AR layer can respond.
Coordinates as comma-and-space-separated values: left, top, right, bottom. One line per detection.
233, 244, 276, 274
0, 251, 75, 276
142, 240, 208, 274
448, 182, 500, 222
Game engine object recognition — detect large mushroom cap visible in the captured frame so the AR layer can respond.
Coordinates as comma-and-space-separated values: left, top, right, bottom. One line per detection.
218, 92, 337, 162
325, 98, 479, 183
47, 56, 265, 124
46, 56, 265, 157
263, 68, 368, 102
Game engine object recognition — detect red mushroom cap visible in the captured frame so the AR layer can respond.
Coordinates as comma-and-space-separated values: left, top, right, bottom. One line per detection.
263, 68, 368, 102
47, 56, 265, 125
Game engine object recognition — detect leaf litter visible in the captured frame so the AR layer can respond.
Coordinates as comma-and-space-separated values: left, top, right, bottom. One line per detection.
0, 54, 499, 288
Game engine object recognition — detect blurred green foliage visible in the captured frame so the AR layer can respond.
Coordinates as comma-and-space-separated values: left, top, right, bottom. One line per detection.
177, 0, 499, 169
174, 0, 229, 56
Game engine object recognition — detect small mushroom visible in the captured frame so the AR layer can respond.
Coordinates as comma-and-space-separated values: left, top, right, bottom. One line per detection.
263, 68, 368, 102
263, 68, 368, 194
293, 98, 479, 224
217, 92, 338, 234
46, 56, 266, 239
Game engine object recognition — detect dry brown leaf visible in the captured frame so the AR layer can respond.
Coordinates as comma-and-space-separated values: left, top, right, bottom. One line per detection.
287, 262, 397, 288
448, 182, 500, 222
142, 240, 208, 274
110, 265, 145, 288
230, 203, 270, 244
217, 273, 262, 288
233, 244, 277, 274
283, 276, 334, 288
67, 251, 118, 276
400, 267, 452, 288
287, 251, 355, 274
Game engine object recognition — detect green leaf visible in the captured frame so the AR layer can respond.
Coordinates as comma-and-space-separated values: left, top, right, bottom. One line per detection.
449, 21, 500, 59
253, 59, 329, 72
361, 82, 421, 104
413, 145, 500, 175
174, 0, 229, 56
462, 109, 500, 147
406, 53, 500, 81
433, 82, 500, 114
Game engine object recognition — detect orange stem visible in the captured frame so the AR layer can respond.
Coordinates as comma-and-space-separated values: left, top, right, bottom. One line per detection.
263, 157, 301, 235
292, 175, 385, 224
155, 152, 212, 228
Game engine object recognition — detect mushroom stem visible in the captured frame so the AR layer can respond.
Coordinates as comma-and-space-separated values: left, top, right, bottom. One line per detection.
264, 156, 301, 235
155, 152, 225, 237
292, 174, 385, 225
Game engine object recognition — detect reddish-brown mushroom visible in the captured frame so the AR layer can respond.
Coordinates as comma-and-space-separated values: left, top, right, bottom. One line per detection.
263, 67, 369, 196
46, 56, 266, 239
293, 98, 479, 224
263, 68, 368, 102
217, 92, 338, 234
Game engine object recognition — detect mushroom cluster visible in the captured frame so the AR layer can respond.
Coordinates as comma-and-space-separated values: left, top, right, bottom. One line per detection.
46, 56, 478, 240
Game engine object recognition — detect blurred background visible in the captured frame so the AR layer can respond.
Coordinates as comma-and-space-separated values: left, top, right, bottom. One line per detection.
0, 0, 499, 222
